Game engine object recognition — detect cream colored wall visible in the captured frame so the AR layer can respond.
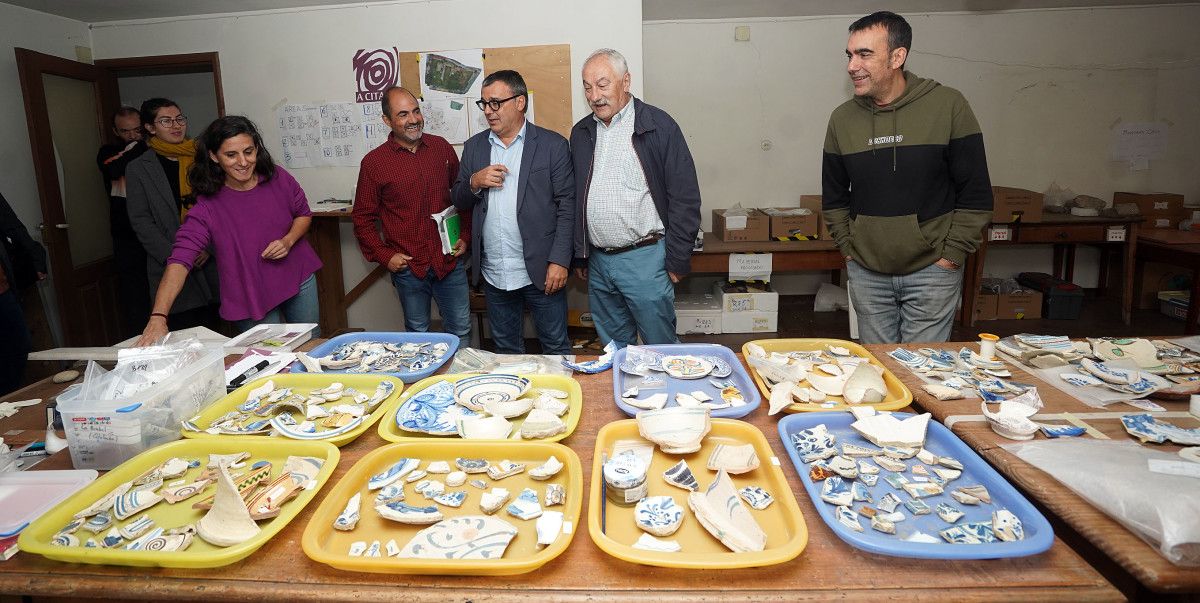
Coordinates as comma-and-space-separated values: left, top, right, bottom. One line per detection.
0, 3, 90, 230
646, 5, 1200, 291
90, 0, 643, 331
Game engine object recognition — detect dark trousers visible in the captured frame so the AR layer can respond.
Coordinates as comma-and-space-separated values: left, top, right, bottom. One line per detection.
113, 233, 149, 338
482, 280, 570, 355
0, 288, 31, 396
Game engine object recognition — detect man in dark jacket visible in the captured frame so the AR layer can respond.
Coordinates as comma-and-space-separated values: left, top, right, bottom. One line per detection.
822, 12, 992, 343
571, 48, 701, 347
453, 70, 574, 354
0, 191, 48, 395
97, 106, 150, 337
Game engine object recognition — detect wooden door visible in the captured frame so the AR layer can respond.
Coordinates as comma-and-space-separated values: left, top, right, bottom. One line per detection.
15, 48, 123, 346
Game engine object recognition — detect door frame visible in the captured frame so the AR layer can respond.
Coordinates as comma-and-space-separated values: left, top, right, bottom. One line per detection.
94, 52, 226, 128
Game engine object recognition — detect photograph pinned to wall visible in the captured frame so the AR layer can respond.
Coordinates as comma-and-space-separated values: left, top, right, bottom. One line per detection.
277, 103, 322, 169
319, 102, 365, 167
419, 96, 469, 143
419, 49, 484, 100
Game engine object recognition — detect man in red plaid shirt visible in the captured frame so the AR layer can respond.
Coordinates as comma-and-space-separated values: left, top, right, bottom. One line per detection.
353, 86, 472, 348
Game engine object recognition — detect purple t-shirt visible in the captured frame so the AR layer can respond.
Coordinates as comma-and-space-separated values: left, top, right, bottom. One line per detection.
167, 167, 322, 321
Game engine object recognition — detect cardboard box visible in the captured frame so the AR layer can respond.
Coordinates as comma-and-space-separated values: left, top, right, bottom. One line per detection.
761, 207, 818, 239
799, 195, 829, 240
975, 293, 999, 321
713, 282, 780, 312
992, 186, 1044, 223
996, 290, 1043, 319
674, 294, 722, 335
1137, 261, 1192, 309
712, 208, 769, 242
721, 310, 778, 333
1114, 192, 1187, 229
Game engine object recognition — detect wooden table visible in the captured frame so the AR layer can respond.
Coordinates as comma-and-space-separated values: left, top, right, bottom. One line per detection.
693, 234, 844, 281
1136, 230, 1200, 333
0, 356, 1118, 601
962, 215, 1141, 327
878, 342, 1200, 600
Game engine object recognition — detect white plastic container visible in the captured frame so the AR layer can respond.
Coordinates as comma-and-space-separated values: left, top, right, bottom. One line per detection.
56, 350, 225, 470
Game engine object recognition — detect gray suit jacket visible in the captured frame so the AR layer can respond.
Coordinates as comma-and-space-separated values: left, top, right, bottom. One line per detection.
451, 122, 575, 291
125, 149, 219, 314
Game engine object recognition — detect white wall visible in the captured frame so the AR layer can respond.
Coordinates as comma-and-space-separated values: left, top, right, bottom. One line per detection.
118, 72, 220, 135
0, 3, 90, 231
90, 0, 643, 331
645, 5, 1200, 291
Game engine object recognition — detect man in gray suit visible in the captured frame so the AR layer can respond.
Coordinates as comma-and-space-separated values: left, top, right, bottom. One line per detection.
452, 70, 575, 354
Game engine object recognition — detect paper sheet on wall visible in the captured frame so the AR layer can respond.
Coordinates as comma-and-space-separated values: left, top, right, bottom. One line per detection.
1111, 121, 1168, 170
729, 253, 773, 282
318, 102, 364, 166
358, 101, 391, 150
277, 104, 322, 169
420, 96, 470, 143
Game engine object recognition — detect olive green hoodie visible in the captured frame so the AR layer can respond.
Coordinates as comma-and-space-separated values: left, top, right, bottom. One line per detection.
822, 72, 992, 275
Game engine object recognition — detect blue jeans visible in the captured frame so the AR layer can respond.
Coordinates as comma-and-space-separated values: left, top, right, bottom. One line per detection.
588, 239, 678, 348
233, 273, 320, 335
391, 263, 471, 350
482, 280, 570, 355
847, 260, 962, 344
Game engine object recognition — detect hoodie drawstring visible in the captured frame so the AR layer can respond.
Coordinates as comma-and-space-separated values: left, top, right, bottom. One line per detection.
892, 110, 898, 172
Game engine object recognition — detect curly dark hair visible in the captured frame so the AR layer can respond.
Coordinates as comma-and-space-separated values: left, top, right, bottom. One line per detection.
189, 115, 277, 197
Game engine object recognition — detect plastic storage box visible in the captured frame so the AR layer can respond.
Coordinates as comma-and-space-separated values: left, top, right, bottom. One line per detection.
56, 350, 225, 470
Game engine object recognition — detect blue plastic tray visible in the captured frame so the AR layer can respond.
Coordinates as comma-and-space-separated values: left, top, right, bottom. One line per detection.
611, 344, 761, 419
777, 412, 1053, 559
292, 331, 458, 383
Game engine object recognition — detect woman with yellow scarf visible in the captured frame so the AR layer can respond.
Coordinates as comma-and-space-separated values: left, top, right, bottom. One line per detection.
126, 98, 221, 331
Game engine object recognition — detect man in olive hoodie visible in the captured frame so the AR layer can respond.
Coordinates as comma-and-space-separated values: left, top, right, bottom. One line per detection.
823, 11, 992, 344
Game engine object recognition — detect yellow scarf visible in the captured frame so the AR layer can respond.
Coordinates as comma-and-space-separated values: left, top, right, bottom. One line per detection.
148, 137, 196, 198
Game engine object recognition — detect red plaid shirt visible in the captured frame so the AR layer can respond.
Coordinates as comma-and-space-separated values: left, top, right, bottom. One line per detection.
352, 134, 469, 279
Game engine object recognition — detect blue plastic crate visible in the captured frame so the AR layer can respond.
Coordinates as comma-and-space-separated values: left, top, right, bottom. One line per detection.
610, 343, 761, 419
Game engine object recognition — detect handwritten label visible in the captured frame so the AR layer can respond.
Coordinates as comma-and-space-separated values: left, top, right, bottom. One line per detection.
1106, 226, 1126, 242
988, 226, 1011, 242
729, 253, 772, 282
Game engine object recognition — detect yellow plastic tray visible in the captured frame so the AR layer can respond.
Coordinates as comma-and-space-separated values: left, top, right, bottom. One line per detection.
18, 438, 339, 567
302, 440, 582, 574
742, 338, 912, 413
587, 418, 808, 569
378, 373, 582, 443
183, 373, 404, 447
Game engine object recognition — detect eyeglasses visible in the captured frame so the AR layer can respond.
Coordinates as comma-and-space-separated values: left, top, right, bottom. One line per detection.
475, 95, 521, 111
154, 116, 188, 127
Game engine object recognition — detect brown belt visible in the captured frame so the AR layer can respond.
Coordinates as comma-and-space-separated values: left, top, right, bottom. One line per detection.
595, 233, 663, 255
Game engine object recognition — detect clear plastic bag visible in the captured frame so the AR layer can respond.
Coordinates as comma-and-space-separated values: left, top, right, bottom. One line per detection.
447, 347, 573, 376
1003, 438, 1200, 565
78, 337, 207, 401
814, 282, 849, 312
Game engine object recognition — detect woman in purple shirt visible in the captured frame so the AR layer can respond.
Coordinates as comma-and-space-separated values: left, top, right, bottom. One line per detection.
136, 116, 322, 344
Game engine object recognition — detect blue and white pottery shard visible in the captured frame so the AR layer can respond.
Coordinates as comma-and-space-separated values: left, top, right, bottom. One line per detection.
820, 476, 853, 506
935, 502, 964, 523
1080, 358, 1136, 385
939, 525, 982, 544
333, 493, 361, 531
960, 522, 997, 543
850, 481, 873, 503
1121, 413, 1200, 445
433, 491, 467, 508
375, 483, 405, 505
888, 348, 927, 368
398, 515, 518, 559
701, 355, 733, 378
366, 380, 396, 410
376, 500, 443, 525
453, 374, 532, 412
118, 515, 155, 540
369, 457, 419, 490
904, 499, 932, 515
860, 473, 879, 487
992, 509, 1024, 542
99, 528, 124, 548
1060, 373, 1104, 387
635, 496, 684, 537
790, 424, 836, 457
271, 414, 364, 440
737, 486, 774, 510
395, 380, 478, 435
1039, 423, 1086, 438
835, 505, 864, 532
506, 488, 542, 520
663, 459, 699, 492
113, 488, 162, 520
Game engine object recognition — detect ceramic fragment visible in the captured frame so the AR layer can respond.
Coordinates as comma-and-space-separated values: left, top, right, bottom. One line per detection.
877, 492, 903, 513
661, 355, 714, 379
874, 456, 907, 472
375, 484, 405, 506
622, 386, 639, 399
635, 496, 685, 537
118, 515, 155, 540
82, 512, 113, 534
532, 395, 570, 416
530, 456, 564, 481
841, 443, 879, 458
624, 393, 669, 410
674, 392, 702, 408
161, 478, 212, 504
334, 493, 362, 531
536, 511, 565, 548
415, 479, 446, 499
427, 461, 451, 473
870, 515, 896, 534
933, 467, 962, 482
433, 491, 467, 508
197, 464, 262, 547
246, 472, 305, 520
843, 362, 887, 404
632, 533, 682, 553
922, 383, 964, 400
706, 443, 760, 475
283, 456, 325, 491
737, 486, 774, 510
877, 511, 905, 523
663, 459, 699, 492
51, 533, 79, 547
820, 476, 853, 506
454, 374, 532, 411
951, 485, 991, 505
405, 515, 520, 560
445, 471, 467, 487
544, 483, 565, 507
348, 541, 367, 556
809, 464, 836, 481
385, 539, 400, 557
851, 412, 930, 449
75, 482, 132, 519
768, 381, 795, 416
637, 406, 711, 454
688, 470, 767, 552
520, 408, 567, 439
851, 481, 873, 503
860, 473, 879, 487
836, 505, 864, 532
827, 455, 858, 479
857, 460, 880, 475
904, 499, 932, 515
455, 458, 490, 474
457, 414, 514, 439
992, 509, 1024, 542
376, 501, 444, 524
99, 528, 124, 548
469, 479, 489, 490
883, 473, 909, 489
480, 488, 511, 515
395, 380, 478, 435
405, 470, 428, 483
900, 481, 944, 499
482, 395, 534, 419
506, 488, 542, 520
936, 502, 964, 523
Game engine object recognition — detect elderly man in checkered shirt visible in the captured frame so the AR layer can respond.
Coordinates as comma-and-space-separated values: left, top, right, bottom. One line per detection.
570, 48, 702, 347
